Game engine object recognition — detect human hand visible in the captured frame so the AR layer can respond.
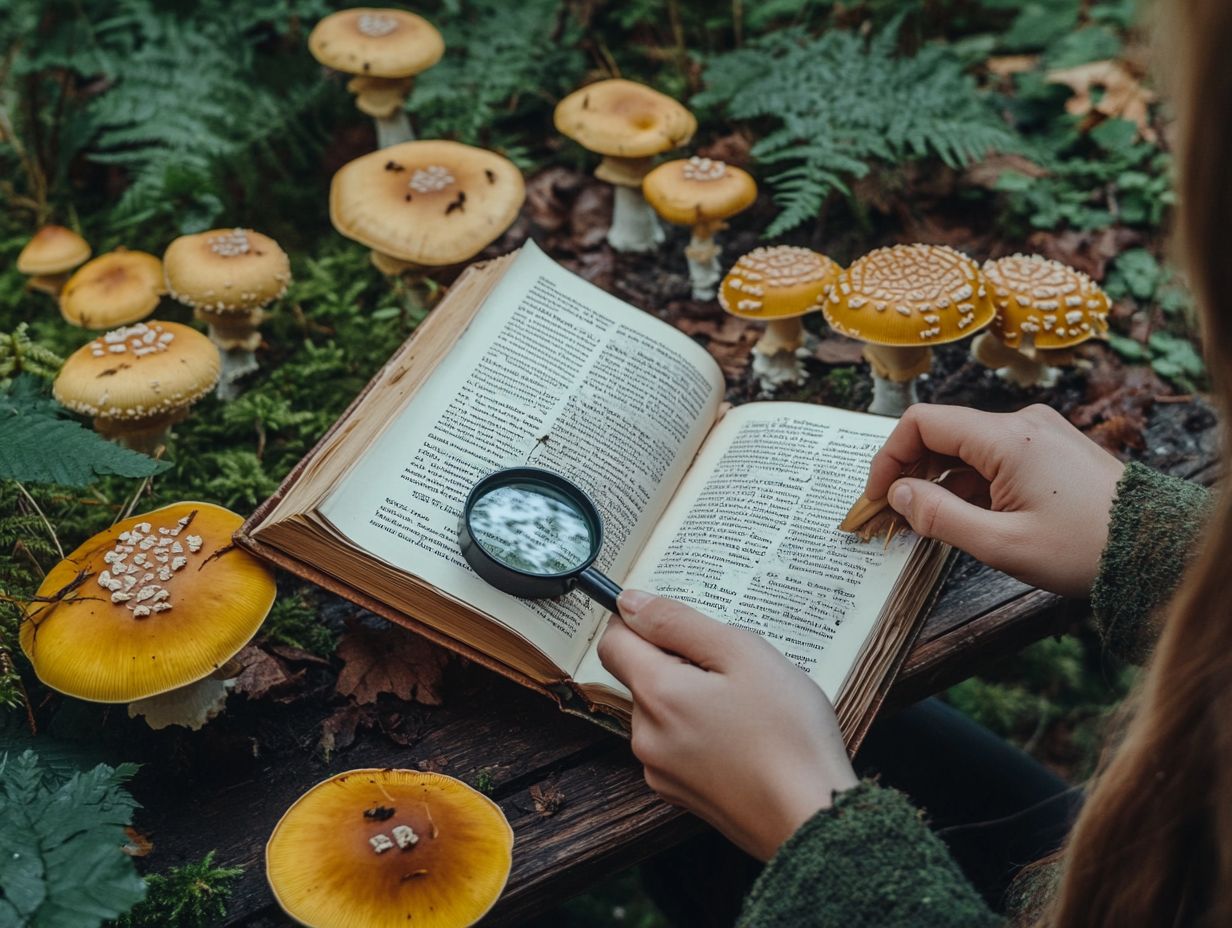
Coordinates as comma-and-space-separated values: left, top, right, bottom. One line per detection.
597, 590, 857, 862
863, 403, 1124, 597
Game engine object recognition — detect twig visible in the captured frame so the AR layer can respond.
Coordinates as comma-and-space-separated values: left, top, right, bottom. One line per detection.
15, 481, 63, 560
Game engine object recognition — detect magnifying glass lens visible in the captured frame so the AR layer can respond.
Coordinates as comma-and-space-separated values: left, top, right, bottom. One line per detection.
468, 481, 594, 575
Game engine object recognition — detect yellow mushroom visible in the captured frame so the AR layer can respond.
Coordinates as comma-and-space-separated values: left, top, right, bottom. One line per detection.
308, 8, 445, 148
267, 768, 513, 928
163, 228, 292, 398
823, 244, 995, 416
17, 225, 91, 299
554, 79, 696, 253
718, 246, 840, 392
59, 248, 164, 330
20, 502, 276, 730
53, 320, 220, 453
974, 253, 1111, 387
643, 157, 758, 300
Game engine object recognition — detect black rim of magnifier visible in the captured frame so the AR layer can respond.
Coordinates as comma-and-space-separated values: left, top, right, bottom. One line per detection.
462, 466, 604, 579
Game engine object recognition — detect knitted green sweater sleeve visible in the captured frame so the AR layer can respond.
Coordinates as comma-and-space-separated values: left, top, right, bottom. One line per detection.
738, 782, 999, 928
1090, 461, 1212, 664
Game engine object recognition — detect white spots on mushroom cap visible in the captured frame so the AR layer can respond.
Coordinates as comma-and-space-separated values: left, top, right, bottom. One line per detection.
408, 165, 455, 193
96, 514, 206, 619
207, 229, 252, 258
357, 12, 398, 37
682, 156, 727, 182
982, 252, 1109, 344
88, 322, 175, 359
729, 246, 835, 288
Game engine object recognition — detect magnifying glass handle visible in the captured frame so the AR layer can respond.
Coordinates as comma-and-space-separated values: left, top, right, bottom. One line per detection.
576, 567, 623, 614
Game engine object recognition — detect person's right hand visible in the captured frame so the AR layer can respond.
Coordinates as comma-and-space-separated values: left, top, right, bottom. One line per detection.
863, 403, 1125, 598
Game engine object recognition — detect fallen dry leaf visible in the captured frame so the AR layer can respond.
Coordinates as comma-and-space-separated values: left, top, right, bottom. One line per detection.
122, 827, 153, 857
1067, 358, 1167, 454
335, 618, 450, 706
813, 335, 867, 366
319, 703, 377, 758
986, 54, 1039, 77
963, 153, 1049, 190
1046, 60, 1157, 142
1025, 226, 1142, 281
417, 754, 450, 773
266, 642, 331, 667
674, 314, 758, 379
530, 781, 567, 817
232, 645, 304, 701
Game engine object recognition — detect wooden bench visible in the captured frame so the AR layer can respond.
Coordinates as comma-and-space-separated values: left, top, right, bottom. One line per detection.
141, 407, 1220, 926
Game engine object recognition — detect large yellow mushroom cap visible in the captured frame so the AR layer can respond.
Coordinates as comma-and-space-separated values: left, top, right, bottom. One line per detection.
642, 157, 758, 227
718, 246, 840, 321
554, 79, 696, 160
330, 140, 525, 267
17, 225, 91, 276
267, 769, 514, 928
308, 8, 444, 79
53, 321, 220, 422
164, 229, 292, 313
823, 244, 995, 346
982, 253, 1110, 349
59, 249, 164, 330
20, 502, 275, 703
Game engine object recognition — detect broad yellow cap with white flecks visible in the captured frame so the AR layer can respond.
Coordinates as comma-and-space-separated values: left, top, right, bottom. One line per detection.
982, 253, 1110, 350
164, 228, 291, 314
643, 157, 757, 228
719, 246, 840, 321
267, 769, 513, 928
823, 244, 994, 346
20, 502, 275, 703
309, 8, 444, 79
554, 79, 696, 160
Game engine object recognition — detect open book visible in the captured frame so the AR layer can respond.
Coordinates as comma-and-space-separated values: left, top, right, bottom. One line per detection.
239, 242, 951, 746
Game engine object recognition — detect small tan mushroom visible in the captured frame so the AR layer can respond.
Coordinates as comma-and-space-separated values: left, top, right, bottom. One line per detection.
330, 140, 525, 275
59, 249, 164, 330
308, 8, 444, 148
53, 321, 220, 453
17, 225, 91, 298
643, 157, 758, 300
974, 254, 1111, 387
823, 244, 995, 416
554, 79, 696, 253
267, 769, 513, 928
163, 228, 292, 398
719, 246, 840, 392
21, 502, 276, 730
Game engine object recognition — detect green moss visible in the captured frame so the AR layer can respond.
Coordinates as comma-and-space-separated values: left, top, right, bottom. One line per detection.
110, 852, 243, 928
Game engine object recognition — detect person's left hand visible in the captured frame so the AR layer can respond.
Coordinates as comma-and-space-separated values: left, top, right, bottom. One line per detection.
597, 590, 858, 862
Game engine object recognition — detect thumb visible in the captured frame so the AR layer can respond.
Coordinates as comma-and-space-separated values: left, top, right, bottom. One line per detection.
617, 590, 738, 671
888, 477, 1017, 555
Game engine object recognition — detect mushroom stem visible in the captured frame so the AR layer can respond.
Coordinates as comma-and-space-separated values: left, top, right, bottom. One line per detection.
751, 318, 808, 392
863, 344, 932, 417
95, 409, 188, 455
127, 674, 234, 731
195, 308, 263, 399
971, 331, 1058, 388
608, 185, 664, 253
684, 222, 723, 301
375, 110, 414, 148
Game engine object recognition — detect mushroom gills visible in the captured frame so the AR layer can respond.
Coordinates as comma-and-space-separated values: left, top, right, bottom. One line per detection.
127, 674, 234, 731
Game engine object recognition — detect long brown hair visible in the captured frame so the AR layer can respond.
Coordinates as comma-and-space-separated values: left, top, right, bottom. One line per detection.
1046, 2, 1232, 925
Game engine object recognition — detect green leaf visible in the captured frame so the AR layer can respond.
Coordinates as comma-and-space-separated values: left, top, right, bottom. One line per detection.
1003, 0, 1081, 50
1105, 248, 1162, 301
0, 377, 170, 487
0, 751, 146, 928
1106, 332, 1148, 361
1089, 117, 1139, 154
1043, 26, 1123, 70
1148, 331, 1205, 379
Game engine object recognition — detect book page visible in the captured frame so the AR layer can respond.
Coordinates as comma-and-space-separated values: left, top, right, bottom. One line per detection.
575, 402, 916, 699
319, 241, 725, 675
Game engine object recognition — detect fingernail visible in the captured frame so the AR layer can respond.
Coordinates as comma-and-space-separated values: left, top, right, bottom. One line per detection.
890, 482, 913, 514
618, 589, 654, 617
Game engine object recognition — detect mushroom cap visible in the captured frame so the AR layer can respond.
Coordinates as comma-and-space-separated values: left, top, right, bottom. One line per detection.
330, 140, 525, 267
718, 246, 840, 321
554, 79, 696, 159
53, 321, 220, 421
267, 769, 513, 928
823, 244, 995, 347
164, 228, 291, 313
308, 8, 444, 79
19, 502, 275, 703
982, 253, 1111, 349
642, 157, 758, 227
59, 249, 164, 330
17, 225, 91, 276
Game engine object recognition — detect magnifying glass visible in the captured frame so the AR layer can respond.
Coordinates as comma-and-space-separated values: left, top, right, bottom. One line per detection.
459, 467, 623, 613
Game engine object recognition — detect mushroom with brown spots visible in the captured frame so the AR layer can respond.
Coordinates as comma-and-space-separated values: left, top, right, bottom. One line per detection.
17, 225, 91, 298
554, 79, 696, 253
308, 8, 444, 148
330, 139, 525, 276
59, 248, 164, 330
973, 253, 1111, 387
267, 768, 513, 928
52, 321, 220, 453
643, 157, 758, 300
20, 502, 276, 730
823, 244, 995, 417
163, 228, 292, 398
718, 246, 840, 392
